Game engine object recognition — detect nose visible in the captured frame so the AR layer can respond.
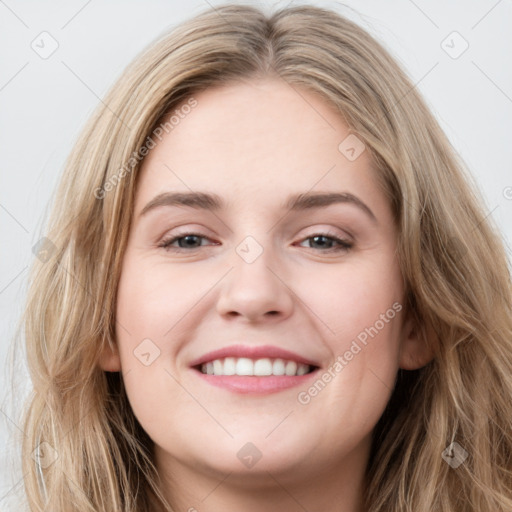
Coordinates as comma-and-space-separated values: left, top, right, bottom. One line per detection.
216, 244, 294, 324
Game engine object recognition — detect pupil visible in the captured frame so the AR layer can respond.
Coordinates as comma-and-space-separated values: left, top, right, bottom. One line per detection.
181, 235, 200, 248
312, 235, 330, 248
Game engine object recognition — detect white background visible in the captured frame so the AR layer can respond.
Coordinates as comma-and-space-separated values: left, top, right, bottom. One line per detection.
1, 0, 511, 508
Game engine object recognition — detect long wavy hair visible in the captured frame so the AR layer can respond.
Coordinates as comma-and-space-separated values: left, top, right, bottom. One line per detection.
19, 3, 512, 511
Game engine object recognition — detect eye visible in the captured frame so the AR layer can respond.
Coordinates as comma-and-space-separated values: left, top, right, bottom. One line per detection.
157, 231, 353, 253
296, 232, 353, 253
158, 232, 215, 251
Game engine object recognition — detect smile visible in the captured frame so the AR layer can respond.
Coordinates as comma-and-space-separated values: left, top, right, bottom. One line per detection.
189, 344, 321, 393
191, 359, 321, 394
199, 357, 314, 376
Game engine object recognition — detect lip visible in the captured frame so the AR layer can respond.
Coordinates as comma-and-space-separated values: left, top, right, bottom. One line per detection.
193, 371, 320, 394
188, 344, 320, 368
189, 344, 321, 395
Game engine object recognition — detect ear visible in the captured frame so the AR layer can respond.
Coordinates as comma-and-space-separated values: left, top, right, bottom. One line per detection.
98, 338, 122, 372
398, 312, 436, 370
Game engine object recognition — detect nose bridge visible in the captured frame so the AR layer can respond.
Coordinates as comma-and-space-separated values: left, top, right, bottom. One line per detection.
215, 232, 294, 321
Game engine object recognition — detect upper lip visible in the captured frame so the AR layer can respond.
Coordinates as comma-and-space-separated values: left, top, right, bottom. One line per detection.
189, 344, 320, 368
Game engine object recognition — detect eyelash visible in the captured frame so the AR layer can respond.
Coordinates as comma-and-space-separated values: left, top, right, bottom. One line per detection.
157, 231, 353, 254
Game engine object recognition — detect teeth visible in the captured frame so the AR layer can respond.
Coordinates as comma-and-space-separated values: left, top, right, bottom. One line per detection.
254, 358, 272, 376
285, 361, 297, 376
213, 359, 223, 375
200, 357, 313, 376
272, 358, 286, 375
297, 364, 308, 375
223, 357, 236, 375
236, 357, 253, 375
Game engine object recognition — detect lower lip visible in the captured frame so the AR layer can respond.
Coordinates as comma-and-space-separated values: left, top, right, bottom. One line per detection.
192, 368, 320, 394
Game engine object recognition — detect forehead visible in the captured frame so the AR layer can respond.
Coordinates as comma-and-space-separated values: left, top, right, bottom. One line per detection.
135, 78, 386, 218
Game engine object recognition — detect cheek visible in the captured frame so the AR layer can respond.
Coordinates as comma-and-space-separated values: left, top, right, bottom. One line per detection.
116, 256, 205, 339
291, 256, 403, 343
114, 258, 192, 438
292, 257, 403, 407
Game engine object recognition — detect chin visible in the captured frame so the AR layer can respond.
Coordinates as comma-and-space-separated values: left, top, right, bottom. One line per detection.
193, 432, 312, 475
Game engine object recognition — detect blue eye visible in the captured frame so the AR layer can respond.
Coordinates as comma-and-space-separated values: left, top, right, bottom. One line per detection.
158, 232, 353, 253
158, 233, 211, 250
298, 233, 353, 252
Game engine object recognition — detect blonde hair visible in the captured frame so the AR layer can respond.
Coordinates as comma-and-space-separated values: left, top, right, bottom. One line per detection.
19, 3, 512, 511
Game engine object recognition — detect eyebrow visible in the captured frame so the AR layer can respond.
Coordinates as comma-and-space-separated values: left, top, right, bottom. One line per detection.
139, 191, 377, 223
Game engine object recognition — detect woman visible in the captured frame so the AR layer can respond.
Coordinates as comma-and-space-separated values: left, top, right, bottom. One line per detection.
20, 3, 512, 511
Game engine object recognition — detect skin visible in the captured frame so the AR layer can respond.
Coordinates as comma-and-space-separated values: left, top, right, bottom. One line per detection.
100, 77, 432, 512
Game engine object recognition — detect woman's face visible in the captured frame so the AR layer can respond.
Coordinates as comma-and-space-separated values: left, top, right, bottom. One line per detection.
102, 78, 427, 493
